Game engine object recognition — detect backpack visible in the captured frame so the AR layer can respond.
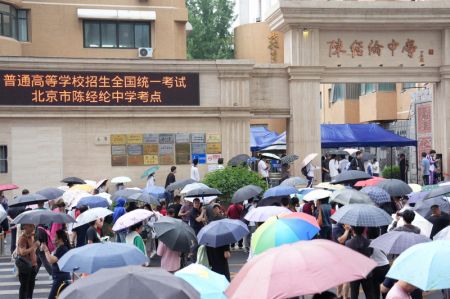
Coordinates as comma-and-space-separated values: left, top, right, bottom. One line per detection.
301, 166, 308, 177
37, 226, 56, 252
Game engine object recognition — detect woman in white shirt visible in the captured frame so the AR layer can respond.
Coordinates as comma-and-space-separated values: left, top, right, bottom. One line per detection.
328, 155, 339, 180
191, 158, 200, 181
372, 159, 380, 177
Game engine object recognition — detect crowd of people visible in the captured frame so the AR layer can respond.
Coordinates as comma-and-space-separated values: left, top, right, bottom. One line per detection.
0, 151, 448, 299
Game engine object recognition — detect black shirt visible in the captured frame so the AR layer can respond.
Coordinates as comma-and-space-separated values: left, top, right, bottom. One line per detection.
345, 235, 373, 257
170, 203, 182, 219
189, 207, 204, 235
165, 173, 176, 188
52, 245, 71, 280
73, 224, 89, 247
86, 226, 101, 244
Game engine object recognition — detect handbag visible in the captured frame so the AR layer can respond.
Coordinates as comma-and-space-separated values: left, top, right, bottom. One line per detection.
15, 256, 32, 273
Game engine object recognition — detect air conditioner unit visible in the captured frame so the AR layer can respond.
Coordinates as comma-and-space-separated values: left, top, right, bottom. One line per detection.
138, 47, 153, 58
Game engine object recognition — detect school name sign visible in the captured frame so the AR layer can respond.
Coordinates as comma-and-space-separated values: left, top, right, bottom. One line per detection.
0, 70, 199, 106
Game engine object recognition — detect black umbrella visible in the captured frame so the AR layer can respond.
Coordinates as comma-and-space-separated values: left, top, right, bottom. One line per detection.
8, 194, 48, 207
36, 187, 65, 200
59, 266, 200, 299
12, 209, 75, 225
231, 185, 263, 203
328, 150, 348, 156
425, 185, 450, 199
185, 187, 222, 198
61, 177, 85, 185
112, 188, 141, 201
228, 154, 250, 167
331, 170, 372, 184
154, 216, 198, 253
280, 154, 299, 164
166, 179, 197, 192
414, 196, 450, 217
128, 192, 159, 205
377, 179, 413, 197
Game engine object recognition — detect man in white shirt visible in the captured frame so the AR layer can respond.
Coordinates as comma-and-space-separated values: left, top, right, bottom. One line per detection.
328, 154, 339, 180
258, 156, 269, 184
191, 158, 200, 181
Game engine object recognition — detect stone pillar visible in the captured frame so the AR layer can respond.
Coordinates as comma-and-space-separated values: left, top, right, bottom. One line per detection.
284, 28, 323, 180
217, 61, 253, 160
434, 29, 450, 180
287, 66, 323, 179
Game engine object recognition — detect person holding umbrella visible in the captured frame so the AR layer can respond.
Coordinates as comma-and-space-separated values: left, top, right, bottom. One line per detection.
86, 218, 103, 244
17, 223, 39, 299
345, 226, 375, 299
126, 222, 147, 255
157, 213, 181, 272
390, 210, 421, 234
386, 280, 417, 299
189, 198, 206, 235
41, 229, 71, 299
350, 151, 365, 172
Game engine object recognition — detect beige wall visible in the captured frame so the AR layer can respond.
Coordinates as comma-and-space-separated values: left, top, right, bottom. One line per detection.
0, 36, 22, 56
359, 91, 397, 122
396, 83, 415, 120
250, 119, 286, 134
8, 0, 188, 59
234, 22, 284, 64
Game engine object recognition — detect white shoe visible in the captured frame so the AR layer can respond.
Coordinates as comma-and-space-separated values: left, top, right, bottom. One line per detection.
150, 251, 157, 258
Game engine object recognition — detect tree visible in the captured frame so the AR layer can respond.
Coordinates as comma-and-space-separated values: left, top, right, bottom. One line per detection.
202, 166, 267, 205
186, 0, 235, 59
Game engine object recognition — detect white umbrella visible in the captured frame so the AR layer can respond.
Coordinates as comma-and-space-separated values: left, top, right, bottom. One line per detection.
180, 183, 208, 195
73, 207, 112, 228
95, 179, 108, 190
261, 153, 280, 160
390, 208, 432, 238
111, 176, 132, 184
343, 148, 359, 155
0, 205, 6, 223
433, 226, 450, 240
315, 182, 345, 191
302, 153, 318, 166
244, 206, 291, 222
63, 189, 91, 209
303, 189, 332, 202
84, 179, 97, 187
184, 196, 217, 205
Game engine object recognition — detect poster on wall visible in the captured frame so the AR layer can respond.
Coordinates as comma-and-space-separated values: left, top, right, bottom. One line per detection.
110, 132, 222, 166
176, 143, 191, 164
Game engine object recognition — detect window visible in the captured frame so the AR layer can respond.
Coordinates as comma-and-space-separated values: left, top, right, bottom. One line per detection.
403, 83, 416, 89
83, 20, 150, 48
0, 3, 28, 41
0, 145, 7, 173
378, 83, 396, 92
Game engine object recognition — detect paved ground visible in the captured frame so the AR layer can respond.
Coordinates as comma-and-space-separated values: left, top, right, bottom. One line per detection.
0, 234, 444, 299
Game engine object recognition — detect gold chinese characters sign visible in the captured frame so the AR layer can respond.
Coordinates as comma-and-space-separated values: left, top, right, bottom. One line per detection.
0, 71, 199, 106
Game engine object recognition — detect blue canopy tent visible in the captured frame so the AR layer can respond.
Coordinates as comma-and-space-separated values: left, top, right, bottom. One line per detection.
250, 126, 280, 151
321, 124, 417, 148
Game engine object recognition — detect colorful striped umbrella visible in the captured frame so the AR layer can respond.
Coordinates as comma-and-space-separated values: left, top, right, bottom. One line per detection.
251, 212, 320, 255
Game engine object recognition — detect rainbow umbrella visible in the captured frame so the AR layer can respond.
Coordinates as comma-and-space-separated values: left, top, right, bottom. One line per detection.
251, 212, 320, 255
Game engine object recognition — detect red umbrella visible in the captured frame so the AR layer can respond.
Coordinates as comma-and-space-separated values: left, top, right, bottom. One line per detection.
354, 177, 384, 187
0, 184, 19, 192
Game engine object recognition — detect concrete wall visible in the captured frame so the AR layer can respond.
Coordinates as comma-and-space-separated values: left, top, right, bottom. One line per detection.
11, 0, 188, 59
234, 22, 284, 64
0, 36, 22, 56
359, 91, 397, 122
250, 119, 286, 134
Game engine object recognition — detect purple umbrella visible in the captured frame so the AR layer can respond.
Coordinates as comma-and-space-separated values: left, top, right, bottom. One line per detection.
370, 231, 430, 255
407, 191, 430, 205
197, 219, 249, 248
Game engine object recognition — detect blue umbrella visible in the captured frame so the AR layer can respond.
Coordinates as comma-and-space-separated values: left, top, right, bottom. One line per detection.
370, 231, 430, 255
144, 186, 168, 200
387, 240, 450, 291
360, 186, 391, 205
175, 264, 229, 299
197, 219, 249, 248
58, 243, 148, 274
331, 204, 393, 227
407, 191, 430, 205
76, 196, 110, 208
414, 196, 450, 217
262, 186, 298, 199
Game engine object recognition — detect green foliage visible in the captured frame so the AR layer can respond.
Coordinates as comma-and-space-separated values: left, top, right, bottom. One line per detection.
186, 0, 235, 59
382, 165, 401, 179
202, 166, 267, 204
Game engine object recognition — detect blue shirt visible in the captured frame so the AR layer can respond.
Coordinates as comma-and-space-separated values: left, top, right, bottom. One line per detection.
422, 158, 430, 175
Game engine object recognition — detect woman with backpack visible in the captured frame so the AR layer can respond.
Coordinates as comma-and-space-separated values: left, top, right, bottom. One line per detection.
41, 229, 71, 299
